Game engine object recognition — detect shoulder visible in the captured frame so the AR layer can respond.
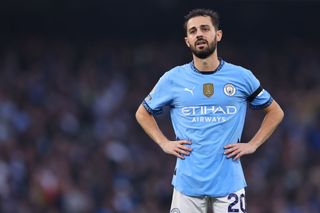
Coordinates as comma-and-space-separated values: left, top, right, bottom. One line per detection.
223, 61, 251, 74
164, 63, 191, 78
222, 60, 256, 79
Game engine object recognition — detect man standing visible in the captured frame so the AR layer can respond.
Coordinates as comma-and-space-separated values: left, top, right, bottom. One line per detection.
136, 8, 284, 213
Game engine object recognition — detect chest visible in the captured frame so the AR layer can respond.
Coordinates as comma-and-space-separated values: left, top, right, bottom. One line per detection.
172, 74, 245, 107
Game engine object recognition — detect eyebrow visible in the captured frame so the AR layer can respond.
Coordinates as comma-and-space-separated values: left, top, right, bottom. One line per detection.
188, 24, 210, 32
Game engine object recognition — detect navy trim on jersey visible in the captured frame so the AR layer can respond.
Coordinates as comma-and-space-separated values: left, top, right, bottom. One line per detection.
247, 86, 263, 102
250, 97, 273, 110
190, 58, 225, 74
143, 100, 163, 115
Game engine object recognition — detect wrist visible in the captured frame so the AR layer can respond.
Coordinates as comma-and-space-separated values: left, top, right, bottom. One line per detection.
248, 141, 259, 151
158, 139, 169, 148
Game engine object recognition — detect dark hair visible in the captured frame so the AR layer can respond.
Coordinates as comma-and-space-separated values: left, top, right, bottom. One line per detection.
184, 8, 220, 34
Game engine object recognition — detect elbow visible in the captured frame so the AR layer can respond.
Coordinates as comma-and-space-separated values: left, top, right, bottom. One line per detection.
135, 108, 142, 122
135, 104, 147, 123
277, 106, 285, 124
276, 105, 284, 124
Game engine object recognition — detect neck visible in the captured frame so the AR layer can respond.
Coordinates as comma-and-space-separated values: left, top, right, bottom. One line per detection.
193, 52, 220, 72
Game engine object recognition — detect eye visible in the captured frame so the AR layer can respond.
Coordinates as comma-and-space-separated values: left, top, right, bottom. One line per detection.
189, 29, 196, 34
202, 26, 210, 32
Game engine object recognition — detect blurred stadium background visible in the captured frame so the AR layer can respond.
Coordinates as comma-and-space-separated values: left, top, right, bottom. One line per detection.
0, 1, 319, 212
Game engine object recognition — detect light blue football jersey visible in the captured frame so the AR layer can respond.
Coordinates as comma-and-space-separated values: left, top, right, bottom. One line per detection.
143, 59, 273, 197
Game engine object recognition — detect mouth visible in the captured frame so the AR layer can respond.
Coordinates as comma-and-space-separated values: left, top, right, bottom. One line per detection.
195, 40, 208, 48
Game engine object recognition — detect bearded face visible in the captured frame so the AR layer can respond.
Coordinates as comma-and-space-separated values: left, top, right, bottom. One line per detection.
189, 35, 217, 59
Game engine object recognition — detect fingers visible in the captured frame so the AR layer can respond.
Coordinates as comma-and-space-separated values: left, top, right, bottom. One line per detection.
175, 147, 190, 156
224, 144, 237, 154
174, 152, 186, 160
172, 148, 188, 159
177, 140, 192, 152
226, 149, 242, 159
179, 140, 192, 144
178, 143, 192, 151
224, 144, 243, 160
233, 153, 242, 160
174, 140, 192, 159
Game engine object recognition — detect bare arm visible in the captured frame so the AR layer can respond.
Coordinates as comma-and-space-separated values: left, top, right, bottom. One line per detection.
224, 100, 284, 160
135, 104, 192, 159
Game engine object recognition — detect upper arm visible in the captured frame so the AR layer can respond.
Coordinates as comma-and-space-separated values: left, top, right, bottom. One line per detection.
136, 104, 152, 120
242, 69, 273, 110
262, 100, 284, 124
142, 71, 174, 115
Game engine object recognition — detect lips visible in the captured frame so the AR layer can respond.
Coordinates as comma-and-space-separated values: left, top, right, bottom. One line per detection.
195, 39, 208, 46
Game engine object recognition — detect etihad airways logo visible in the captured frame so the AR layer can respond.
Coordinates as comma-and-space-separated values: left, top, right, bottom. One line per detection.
181, 105, 237, 116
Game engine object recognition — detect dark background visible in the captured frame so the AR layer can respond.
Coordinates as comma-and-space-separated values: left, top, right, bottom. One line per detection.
0, 1, 319, 213
2, 1, 320, 41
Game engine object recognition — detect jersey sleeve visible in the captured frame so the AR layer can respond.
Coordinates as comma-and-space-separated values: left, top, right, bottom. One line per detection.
142, 72, 173, 115
244, 70, 273, 110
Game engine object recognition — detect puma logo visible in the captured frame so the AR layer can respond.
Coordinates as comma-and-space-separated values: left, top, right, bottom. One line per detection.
184, 87, 195, 95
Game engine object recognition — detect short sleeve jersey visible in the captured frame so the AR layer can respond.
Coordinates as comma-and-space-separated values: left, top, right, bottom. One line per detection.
143, 59, 273, 197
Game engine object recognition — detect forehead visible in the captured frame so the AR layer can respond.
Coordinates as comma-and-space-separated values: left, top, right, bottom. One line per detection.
186, 16, 213, 30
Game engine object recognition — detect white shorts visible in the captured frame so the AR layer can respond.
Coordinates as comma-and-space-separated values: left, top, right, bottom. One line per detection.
170, 188, 246, 213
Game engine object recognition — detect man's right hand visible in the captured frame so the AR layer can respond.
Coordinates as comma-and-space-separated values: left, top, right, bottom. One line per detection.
159, 140, 192, 159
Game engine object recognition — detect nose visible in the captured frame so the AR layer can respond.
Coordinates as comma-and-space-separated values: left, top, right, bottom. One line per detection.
196, 35, 204, 40
196, 30, 204, 38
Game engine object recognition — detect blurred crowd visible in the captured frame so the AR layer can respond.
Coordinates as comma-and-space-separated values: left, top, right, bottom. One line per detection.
0, 36, 319, 213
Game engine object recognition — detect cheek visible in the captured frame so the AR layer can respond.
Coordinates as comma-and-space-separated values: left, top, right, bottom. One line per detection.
210, 35, 218, 43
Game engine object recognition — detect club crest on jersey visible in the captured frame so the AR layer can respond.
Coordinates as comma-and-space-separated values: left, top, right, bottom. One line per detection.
203, 83, 214, 97
224, 83, 236, 96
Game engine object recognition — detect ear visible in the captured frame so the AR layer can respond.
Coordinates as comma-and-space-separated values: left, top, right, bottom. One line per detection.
216, 30, 223, 42
184, 36, 190, 47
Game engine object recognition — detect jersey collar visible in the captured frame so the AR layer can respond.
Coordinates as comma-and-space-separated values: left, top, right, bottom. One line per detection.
190, 58, 224, 75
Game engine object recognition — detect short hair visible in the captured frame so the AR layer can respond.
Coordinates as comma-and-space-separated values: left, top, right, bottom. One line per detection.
184, 8, 220, 34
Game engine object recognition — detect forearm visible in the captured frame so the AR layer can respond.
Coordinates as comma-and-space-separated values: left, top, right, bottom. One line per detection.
135, 104, 169, 146
248, 100, 284, 149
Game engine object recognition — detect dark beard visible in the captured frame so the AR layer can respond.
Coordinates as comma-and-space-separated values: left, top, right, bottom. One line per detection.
190, 38, 217, 59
